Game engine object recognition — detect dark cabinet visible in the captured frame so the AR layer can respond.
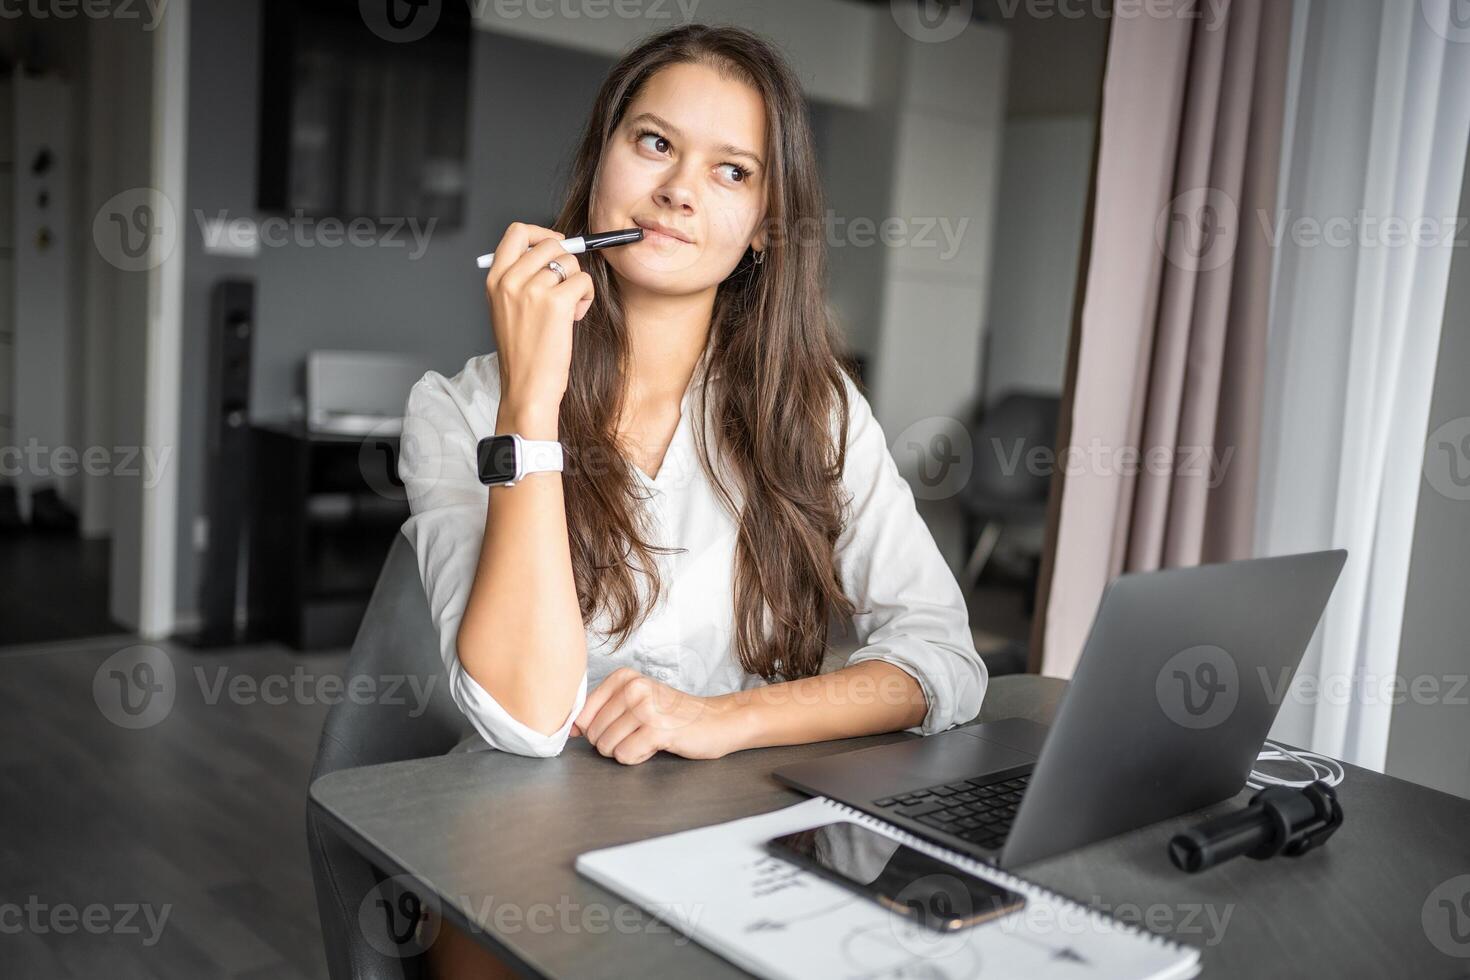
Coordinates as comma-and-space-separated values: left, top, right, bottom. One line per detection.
248, 422, 408, 650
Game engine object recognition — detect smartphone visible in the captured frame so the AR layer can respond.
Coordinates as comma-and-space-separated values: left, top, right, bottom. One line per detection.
766, 821, 1026, 931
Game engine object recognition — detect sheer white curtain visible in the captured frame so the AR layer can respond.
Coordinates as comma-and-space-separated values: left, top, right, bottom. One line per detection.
1256, 0, 1470, 770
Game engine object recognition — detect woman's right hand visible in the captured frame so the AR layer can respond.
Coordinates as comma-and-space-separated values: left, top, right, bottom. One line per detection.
485, 222, 596, 422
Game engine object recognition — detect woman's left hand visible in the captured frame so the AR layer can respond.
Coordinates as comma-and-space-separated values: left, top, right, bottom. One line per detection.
570, 667, 744, 765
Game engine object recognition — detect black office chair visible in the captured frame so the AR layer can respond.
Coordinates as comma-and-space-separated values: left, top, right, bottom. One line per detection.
961, 392, 1061, 593
307, 533, 463, 980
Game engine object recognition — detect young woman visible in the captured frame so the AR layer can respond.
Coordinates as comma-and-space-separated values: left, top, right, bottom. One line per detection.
399, 21, 987, 975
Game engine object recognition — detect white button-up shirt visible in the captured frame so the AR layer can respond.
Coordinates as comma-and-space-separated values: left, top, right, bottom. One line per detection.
397, 351, 986, 758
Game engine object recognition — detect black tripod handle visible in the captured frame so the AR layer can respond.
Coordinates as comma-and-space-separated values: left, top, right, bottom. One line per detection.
1169, 782, 1343, 873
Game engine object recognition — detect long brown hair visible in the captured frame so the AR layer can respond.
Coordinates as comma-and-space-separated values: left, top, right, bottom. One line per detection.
550, 24, 860, 682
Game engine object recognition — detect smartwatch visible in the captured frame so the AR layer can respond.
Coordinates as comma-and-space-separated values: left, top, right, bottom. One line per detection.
477, 434, 564, 487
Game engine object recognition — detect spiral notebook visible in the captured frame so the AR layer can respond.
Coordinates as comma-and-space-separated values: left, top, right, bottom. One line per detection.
576, 797, 1200, 980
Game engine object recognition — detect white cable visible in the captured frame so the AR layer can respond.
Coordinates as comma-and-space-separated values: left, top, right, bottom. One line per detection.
1246, 741, 1345, 791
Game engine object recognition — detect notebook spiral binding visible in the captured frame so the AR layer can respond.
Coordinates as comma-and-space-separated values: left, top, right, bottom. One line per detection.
817, 797, 1190, 953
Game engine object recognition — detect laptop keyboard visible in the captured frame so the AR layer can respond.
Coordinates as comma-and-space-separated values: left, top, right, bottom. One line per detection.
873, 771, 1032, 851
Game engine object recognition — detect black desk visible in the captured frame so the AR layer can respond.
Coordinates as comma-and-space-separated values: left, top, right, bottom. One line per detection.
309, 676, 1470, 978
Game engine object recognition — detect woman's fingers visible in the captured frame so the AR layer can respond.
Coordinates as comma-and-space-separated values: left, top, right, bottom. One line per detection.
554, 270, 596, 322
612, 728, 661, 766
583, 698, 627, 746
574, 667, 638, 732
592, 709, 643, 758
485, 222, 550, 290
500, 234, 579, 293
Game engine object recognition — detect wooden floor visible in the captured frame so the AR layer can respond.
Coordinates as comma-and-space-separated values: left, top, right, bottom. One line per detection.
0, 635, 345, 979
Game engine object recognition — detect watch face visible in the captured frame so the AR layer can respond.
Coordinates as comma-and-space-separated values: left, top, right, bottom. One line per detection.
477, 435, 518, 485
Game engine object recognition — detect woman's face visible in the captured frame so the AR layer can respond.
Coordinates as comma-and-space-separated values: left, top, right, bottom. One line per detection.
589, 61, 770, 295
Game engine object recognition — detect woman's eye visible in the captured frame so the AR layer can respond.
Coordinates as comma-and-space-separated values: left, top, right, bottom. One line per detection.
637, 130, 670, 154
719, 163, 751, 184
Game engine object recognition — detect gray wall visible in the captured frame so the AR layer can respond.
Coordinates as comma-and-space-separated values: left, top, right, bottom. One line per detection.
1387, 141, 1470, 801
982, 114, 1094, 403
178, 4, 614, 621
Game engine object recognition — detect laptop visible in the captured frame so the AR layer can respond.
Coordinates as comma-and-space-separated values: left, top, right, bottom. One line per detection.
773, 549, 1347, 868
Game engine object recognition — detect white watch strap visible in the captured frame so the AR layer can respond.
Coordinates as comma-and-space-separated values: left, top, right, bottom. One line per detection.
519, 437, 564, 477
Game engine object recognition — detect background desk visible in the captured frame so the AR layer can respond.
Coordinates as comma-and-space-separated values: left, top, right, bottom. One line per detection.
310, 675, 1470, 978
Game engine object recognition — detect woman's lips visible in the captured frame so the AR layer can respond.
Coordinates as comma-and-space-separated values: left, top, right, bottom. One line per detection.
634, 220, 693, 245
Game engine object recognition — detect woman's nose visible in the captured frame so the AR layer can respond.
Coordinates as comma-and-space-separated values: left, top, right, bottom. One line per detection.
654, 180, 695, 213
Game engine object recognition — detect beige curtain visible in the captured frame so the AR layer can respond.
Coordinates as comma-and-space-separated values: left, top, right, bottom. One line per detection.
1037, 0, 1292, 677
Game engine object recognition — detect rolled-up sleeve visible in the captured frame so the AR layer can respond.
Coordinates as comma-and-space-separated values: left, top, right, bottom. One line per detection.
397, 363, 587, 758
833, 374, 988, 735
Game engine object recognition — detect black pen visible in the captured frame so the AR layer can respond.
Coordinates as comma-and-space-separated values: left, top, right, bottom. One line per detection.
475, 227, 644, 270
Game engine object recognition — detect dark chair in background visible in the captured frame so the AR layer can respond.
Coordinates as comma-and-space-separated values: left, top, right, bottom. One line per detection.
307, 534, 462, 980
961, 391, 1061, 602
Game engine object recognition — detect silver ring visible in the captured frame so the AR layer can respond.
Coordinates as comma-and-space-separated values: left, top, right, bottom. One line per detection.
546, 260, 568, 284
